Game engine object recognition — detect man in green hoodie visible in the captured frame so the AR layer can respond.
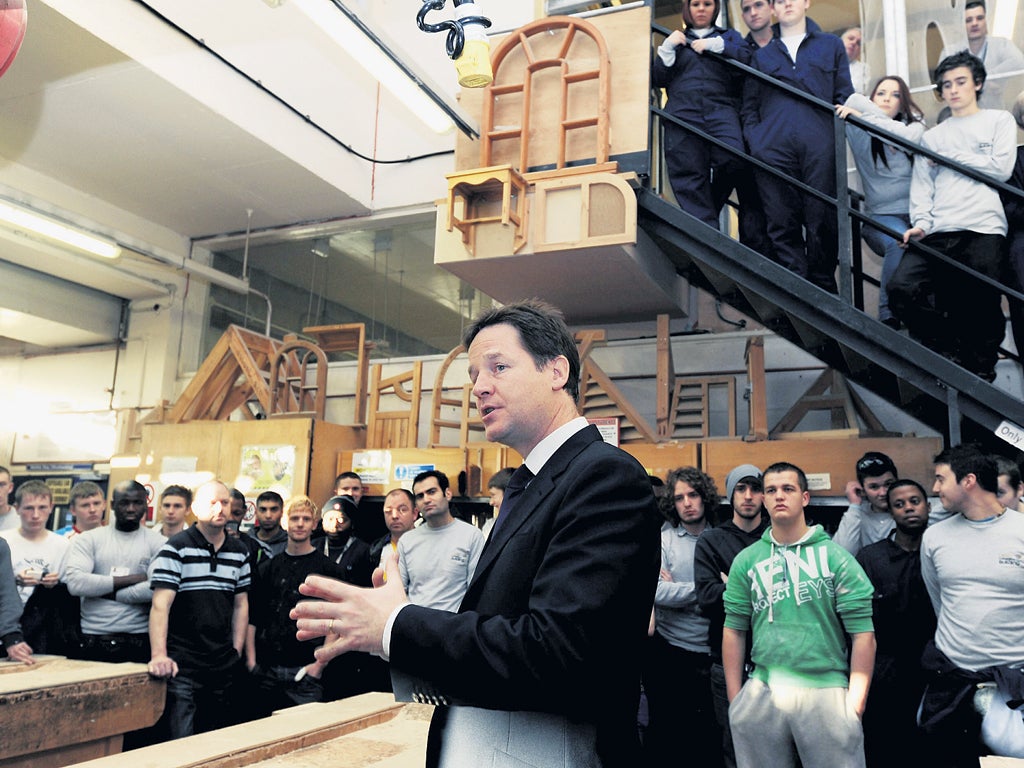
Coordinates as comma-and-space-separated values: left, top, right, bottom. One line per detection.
722, 461, 876, 768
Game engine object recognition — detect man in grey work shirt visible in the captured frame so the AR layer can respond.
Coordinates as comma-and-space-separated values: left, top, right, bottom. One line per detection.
64, 480, 165, 663
919, 445, 1024, 765
399, 470, 483, 612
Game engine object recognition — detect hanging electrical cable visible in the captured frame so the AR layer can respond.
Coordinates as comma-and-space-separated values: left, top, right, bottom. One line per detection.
128, 0, 456, 164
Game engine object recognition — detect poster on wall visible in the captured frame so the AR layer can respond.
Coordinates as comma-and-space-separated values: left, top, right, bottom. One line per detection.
351, 450, 392, 487
588, 417, 620, 447
235, 444, 296, 499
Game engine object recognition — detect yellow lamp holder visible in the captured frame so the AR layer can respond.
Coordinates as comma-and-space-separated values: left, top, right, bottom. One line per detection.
417, 0, 494, 88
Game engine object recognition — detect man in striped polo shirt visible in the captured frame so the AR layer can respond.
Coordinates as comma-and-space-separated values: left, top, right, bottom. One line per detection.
148, 480, 251, 739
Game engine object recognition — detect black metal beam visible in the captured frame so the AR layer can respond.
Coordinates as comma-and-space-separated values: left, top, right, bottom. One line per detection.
637, 189, 1024, 449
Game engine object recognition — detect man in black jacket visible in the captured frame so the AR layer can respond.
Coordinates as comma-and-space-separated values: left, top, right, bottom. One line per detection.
694, 463, 767, 768
293, 300, 661, 767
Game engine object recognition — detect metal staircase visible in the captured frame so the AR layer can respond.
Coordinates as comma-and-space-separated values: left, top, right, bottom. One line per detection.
636, 188, 1024, 452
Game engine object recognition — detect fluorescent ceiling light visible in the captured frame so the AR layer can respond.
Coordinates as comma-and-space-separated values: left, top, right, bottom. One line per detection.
291, 0, 455, 134
0, 199, 121, 259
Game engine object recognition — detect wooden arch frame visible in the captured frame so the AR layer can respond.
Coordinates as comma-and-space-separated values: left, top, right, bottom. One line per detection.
481, 16, 612, 173
268, 336, 328, 420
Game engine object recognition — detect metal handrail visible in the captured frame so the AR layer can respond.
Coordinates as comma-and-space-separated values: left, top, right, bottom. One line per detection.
648, 20, 1024, 363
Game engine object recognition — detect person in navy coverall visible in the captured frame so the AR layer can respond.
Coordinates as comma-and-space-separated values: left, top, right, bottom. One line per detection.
653, 0, 754, 237
741, 0, 853, 292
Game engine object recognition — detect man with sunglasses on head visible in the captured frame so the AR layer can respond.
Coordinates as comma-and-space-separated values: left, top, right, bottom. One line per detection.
833, 452, 899, 556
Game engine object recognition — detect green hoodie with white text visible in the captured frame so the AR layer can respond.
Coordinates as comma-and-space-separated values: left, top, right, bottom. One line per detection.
723, 524, 874, 689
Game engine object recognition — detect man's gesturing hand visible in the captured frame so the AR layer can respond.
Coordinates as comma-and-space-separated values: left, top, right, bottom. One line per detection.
292, 550, 407, 661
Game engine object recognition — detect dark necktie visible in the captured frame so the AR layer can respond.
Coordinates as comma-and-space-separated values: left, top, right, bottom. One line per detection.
489, 464, 534, 540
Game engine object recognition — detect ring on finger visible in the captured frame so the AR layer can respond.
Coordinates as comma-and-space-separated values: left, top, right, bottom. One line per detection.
328, 619, 335, 634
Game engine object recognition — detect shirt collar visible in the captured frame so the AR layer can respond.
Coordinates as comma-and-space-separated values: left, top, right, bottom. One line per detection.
523, 416, 589, 475
184, 524, 207, 546
674, 524, 706, 539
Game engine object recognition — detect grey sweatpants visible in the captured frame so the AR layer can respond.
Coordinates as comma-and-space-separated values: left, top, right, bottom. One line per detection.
729, 678, 866, 768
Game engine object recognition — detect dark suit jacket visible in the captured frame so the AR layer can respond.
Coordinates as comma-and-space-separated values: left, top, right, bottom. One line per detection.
390, 425, 661, 767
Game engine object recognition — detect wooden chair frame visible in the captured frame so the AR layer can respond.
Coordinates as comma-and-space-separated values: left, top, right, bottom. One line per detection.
366, 362, 423, 449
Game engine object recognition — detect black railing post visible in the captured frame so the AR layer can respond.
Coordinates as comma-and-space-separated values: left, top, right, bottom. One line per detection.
946, 386, 962, 446
834, 117, 853, 305
850, 195, 865, 311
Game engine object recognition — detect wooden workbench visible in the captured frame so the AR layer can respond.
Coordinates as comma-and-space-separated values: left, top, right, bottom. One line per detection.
0, 657, 164, 768
65, 693, 430, 768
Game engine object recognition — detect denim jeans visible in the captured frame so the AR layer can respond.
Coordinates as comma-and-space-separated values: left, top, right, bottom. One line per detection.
888, 230, 1006, 376
80, 632, 150, 664
711, 661, 738, 768
861, 213, 910, 322
643, 632, 721, 766
163, 662, 242, 739
251, 663, 325, 718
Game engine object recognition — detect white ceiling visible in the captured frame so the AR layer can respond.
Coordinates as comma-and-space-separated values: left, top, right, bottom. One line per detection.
0, 0, 488, 351
5, 2, 348, 236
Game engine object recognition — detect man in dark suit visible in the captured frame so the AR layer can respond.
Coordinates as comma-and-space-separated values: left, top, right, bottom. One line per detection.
293, 299, 660, 767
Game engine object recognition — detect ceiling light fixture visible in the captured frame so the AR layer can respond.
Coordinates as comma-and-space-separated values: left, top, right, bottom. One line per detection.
291, 0, 466, 135
0, 199, 121, 259
312, 238, 330, 258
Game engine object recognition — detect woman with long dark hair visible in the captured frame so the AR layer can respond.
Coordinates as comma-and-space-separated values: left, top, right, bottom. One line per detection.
837, 75, 925, 327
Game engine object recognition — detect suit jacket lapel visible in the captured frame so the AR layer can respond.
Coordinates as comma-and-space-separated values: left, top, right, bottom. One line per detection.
466, 425, 602, 594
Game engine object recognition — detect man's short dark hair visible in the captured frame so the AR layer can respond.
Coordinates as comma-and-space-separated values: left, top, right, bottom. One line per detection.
334, 471, 363, 489
229, 488, 246, 504
934, 444, 998, 494
463, 299, 582, 403
662, 466, 719, 527
70, 481, 105, 508
763, 462, 809, 492
413, 470, 450, 493
256, 490, 284, 507
112, 480, 145, 503
934, 50, 986, 97
15, 479, 52, 506
886, 478, 928, 505
964, 0, 985, 11
487, 468, 516, 492
161, 484, 192, 506
996, 457, 1022, 489
855, 452, 898, 484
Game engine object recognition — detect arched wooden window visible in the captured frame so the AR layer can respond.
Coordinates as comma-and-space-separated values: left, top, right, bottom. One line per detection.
481, 16, 611, 174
